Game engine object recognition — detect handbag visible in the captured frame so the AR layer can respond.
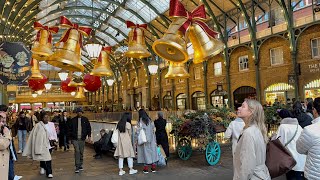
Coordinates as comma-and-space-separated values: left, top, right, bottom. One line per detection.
266, 125, 298, 178
111, 129, 119, 147
157, 146, 167, 167
138, 122, 147, 145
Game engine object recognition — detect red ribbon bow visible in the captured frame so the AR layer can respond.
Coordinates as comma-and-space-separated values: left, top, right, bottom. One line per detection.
126, 21, 148, 41
169, 0, 218, 38
59, 16, 92, 47
97, 46, 112, 62
34, 22, 59, 43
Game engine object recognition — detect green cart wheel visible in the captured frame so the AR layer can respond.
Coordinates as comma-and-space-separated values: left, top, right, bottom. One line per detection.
205, 141, 221, 166
177, 138, 192, 160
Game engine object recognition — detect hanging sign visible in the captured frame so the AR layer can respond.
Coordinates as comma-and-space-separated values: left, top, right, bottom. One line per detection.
0, 42, 31, 84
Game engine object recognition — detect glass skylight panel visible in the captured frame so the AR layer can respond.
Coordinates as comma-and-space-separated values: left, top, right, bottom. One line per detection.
116, 8, 135, 22
106, 4, 118, 14
108, 16, 123, 27
100, 13, 107, 21
150, 0, 170, 13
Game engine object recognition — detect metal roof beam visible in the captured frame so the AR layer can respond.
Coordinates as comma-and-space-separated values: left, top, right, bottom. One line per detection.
208, 0, 237, 25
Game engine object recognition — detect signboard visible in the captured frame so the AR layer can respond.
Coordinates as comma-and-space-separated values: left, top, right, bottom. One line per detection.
0, 42, 31, 84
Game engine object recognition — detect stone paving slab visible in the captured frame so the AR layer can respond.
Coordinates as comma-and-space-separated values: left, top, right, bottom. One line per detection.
14, 143, 285, 180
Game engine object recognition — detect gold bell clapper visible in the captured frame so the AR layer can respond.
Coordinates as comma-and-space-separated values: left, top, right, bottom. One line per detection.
165, 62, 190, 79
75, 86, 85, 99
68, 75, 86, 87
168, 0, 224, 64
90, 46, 113, 77
30, 59, 43, 79
46, 16, 92, 72
152, 18, 189, 63
125, 21, 151, 59
31, 22, 59, 61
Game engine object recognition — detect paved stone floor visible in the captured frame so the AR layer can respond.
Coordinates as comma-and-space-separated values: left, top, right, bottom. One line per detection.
15, 143, 285, 180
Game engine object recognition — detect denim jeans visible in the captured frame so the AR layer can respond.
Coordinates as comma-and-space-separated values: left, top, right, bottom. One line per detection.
9, 159, 14, 180
17, 130, 27, 151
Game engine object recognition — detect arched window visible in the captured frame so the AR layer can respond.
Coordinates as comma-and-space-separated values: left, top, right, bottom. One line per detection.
176, 93, 187, 110
191, 91, 205, 110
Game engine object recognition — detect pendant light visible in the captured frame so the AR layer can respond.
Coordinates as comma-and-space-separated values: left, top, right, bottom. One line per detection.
71, 91, 76, 96
44, 82, 52, 90
106, 77, 115, 86
58, 70, 68, 81
148, 57, 158, 75
84, 0, 102, 60
37, 90, 43, 95
32, 92, 38, 98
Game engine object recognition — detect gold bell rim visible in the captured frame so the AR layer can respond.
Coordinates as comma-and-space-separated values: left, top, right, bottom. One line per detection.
152, 39, 189, 63
46, 57, 84, 72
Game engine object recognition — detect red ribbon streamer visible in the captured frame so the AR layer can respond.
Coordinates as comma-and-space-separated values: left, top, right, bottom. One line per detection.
34, 22, 59, 43
30, 58, 34, 66
169, 0, 218, 38
97, 46, 112, 62
58, 16, 92, 47
126, 21, 147, 41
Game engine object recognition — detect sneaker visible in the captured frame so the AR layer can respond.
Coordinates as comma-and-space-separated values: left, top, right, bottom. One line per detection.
40, 168, 45, 175
119, 170, 126, 176
17, 150, 22, 154
151, 168, 156, 173
79, 166, 84, 171
129, 169, 138, 175
75, 168, 80, 173
47, 174, 53, 178
143, 169, 148, 174
13, 175, 23, 180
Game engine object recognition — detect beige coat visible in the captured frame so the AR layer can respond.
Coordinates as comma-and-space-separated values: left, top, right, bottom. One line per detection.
0, 129, 12, 180
23, 121, 51, 161
114, 122, 135, 158
233, 124, 271, 180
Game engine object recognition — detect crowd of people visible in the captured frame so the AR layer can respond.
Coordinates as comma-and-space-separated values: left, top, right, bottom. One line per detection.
226, 98, 320, 180
0, 105, 170, 179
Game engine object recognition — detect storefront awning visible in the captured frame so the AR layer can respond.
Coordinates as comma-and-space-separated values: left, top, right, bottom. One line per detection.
305, 79, 320, 89
265, 83, 294, 92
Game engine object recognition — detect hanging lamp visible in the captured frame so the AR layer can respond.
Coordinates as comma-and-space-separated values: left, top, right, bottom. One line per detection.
84, 0, 102, 60
106, 78, 115, 86
148, 57, 158, 75
58, 70, 68, 81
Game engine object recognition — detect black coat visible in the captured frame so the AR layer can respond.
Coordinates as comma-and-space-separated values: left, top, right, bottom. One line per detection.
68, 116, 91, 140
59, 116, 71, 136
295, 112, 312, 128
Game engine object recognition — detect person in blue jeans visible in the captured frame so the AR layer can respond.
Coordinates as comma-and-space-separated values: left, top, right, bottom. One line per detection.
14, 111, 32, 153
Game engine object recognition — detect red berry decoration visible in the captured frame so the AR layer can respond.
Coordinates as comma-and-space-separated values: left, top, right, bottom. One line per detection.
61, 78, 77, 93
28, 74, 48, 91
83, 73, 101, 92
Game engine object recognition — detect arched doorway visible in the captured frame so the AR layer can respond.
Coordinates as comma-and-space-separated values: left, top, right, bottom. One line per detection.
265, 83, 294, 105
304, 79, 320, 100
211, 90, 227, 108
152, 95, 160, 110
233, 86, 256, 110
191, 91, 206, 110
176, 93, 187, 110
163, 94, 173, 110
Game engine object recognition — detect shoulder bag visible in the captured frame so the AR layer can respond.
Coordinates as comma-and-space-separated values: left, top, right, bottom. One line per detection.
138, 122, 147, 145
111, 129, 119, 147
265, 125, 298, 178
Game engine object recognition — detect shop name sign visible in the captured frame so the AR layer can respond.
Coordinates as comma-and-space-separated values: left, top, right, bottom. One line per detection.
308, 63, 320, 73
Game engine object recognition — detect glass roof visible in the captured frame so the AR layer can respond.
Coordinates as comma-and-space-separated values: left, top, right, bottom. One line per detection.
36, 0, 170, 47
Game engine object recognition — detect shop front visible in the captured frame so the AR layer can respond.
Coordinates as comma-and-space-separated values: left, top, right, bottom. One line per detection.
163, 94, 173, 110
264, 83, 294, 105
192, 91, 206, 110
210, 89, 228, 108
304, 79, 320, 100
176, 93, 187, 110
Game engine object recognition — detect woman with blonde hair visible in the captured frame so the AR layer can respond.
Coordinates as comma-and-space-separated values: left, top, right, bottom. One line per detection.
233, 99, 271, 180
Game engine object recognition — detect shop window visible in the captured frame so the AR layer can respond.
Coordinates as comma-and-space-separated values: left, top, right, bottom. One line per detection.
194, 67, 201, 80
239, 55, 249, 71
264, 13, 269, 21
214, 62, 222, 76
311, 38, 320, 58
299, 0, 305, 7
270, 47, 284, 65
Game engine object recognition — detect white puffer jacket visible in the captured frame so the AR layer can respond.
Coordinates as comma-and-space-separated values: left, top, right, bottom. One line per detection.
296, 119, 320, 180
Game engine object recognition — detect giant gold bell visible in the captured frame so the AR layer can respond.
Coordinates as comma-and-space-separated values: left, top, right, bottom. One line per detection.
75, 86, 85, 99
31, 30, 54, 61
187, 24, 224, 64
90, 49, 113, 77
153, 18, 188, 63
125, 27, 151, 59
165, 62, 190, 79
46, 29, 84, 72
30, 59, 43, 79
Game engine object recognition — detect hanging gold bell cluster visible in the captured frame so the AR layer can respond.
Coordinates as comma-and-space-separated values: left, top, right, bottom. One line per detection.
125, 21, 151, 59
153, 0, 224, 79
29, 16, 97, 100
